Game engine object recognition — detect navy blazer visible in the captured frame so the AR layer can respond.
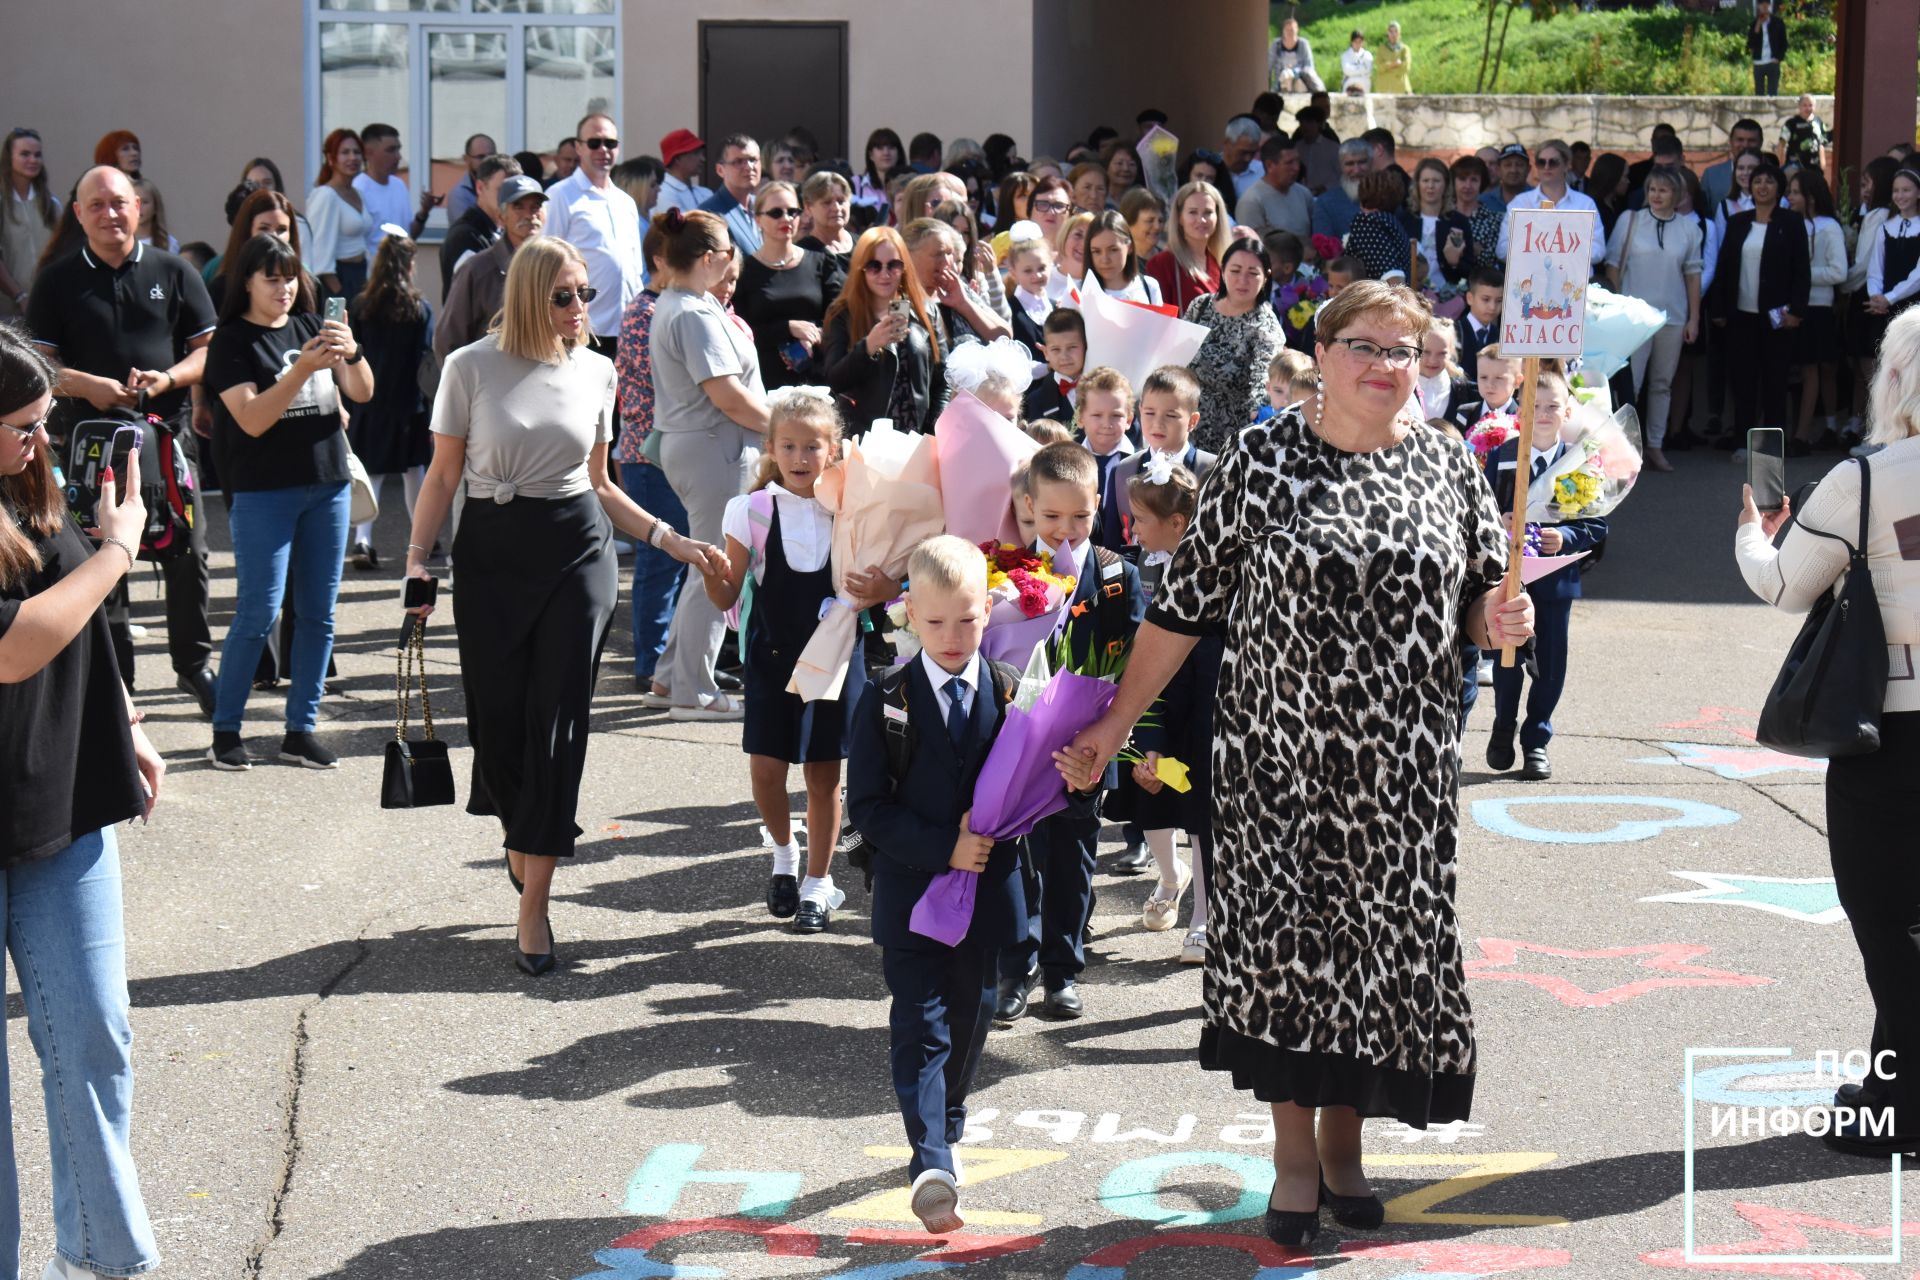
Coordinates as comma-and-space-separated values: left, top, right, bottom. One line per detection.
1009, 305, 1047, 360
1097, 443, 1218, 549
848, 659, 1029, 952
1023, 375, 1075, 424
1455, 312, 1498, 377
1448, 391, 1514, 434
1482, 437, 1608, 601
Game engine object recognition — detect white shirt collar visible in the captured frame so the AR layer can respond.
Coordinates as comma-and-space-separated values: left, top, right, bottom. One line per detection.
919, 649, 980, 699
1036, 536, 1092, 581
1014, 285, 1051, 318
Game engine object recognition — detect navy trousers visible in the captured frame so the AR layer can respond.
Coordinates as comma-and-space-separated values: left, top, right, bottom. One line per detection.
882, 942, 996, 1180
1491, 594, 1572, 749
1000, 810, 1098, 987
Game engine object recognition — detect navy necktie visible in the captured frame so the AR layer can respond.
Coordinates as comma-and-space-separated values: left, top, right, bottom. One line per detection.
1531, 452, 1549, 480
945, 677, 969, 750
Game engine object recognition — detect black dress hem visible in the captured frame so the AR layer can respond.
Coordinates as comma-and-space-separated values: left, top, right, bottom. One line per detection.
1198, 1023, 1475, 1129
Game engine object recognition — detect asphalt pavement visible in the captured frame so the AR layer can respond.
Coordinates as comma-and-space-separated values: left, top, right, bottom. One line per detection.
8, 439, 1912, 1280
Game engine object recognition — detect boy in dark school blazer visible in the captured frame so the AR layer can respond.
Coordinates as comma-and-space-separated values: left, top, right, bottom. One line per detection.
1100, 366, 1218, 550
995, 443, 1146, 1024
847, 534, 1097, 1235
1022, 309, 1088, 425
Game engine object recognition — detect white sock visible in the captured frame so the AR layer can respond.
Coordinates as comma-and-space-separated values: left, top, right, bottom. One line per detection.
1188, 837, 1210, 930
770, 840, 799, 878
1144, 829, 1181, 893
800, 874, 845, 908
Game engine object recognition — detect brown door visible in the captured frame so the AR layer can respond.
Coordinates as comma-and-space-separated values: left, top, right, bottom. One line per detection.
699, 21, 848, 178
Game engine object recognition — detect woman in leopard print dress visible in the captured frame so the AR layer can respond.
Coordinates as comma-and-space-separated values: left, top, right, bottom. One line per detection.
1064, 280, 1535, 1246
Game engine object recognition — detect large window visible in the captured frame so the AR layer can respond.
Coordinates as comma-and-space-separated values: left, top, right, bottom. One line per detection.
305, 0, 620, 235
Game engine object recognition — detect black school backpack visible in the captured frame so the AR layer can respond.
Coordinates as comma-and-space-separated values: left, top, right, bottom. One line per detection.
64, 411, 197, 562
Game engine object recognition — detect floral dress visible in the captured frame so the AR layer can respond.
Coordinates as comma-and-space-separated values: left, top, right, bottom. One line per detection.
614, 289, 661, 466
1184, 295, 1283, 454
1147, 408, 1510, 1127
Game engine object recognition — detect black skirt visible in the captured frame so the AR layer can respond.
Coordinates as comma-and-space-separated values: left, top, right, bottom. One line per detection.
1200, 1024, 1476, 1127
1795, 303, 1842, 364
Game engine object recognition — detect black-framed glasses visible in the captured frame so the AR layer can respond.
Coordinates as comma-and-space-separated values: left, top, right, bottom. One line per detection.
1327, 337, 1420, 368
0, 405, 51, 441
550, 286, 599, 307
580, 137, 619, 151
863, 259, 904, 275
720, 155, 761, 168
758, 206, 801, 221
1031, 199, 1071, 215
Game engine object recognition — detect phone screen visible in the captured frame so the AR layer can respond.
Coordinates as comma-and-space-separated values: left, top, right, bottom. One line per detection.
324, 297, 348, 324
1747, 427, 1786, 513
107, 424, 143, 501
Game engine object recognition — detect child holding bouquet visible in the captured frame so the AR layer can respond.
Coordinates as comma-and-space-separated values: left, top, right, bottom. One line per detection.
704, 388, 900, 931
1101, 366, 1217, 550
1478, 365, 1609, 781
847, 535, 1097, 1235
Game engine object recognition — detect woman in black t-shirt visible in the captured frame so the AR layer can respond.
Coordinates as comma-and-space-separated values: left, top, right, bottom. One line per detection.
735, 180, 845, 389
0, 327, 164, 1278
203, 233, 373, 772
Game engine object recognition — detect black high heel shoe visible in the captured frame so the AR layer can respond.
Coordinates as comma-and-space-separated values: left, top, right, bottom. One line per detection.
504, 851, 523, 895
1318, 1166, 1385, 1230
515, 916, 555, 976
1264, 1183, 1321, 1247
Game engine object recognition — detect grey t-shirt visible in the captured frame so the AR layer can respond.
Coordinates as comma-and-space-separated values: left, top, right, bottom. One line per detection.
649, 286, 764, 435
430, 335, 615, 501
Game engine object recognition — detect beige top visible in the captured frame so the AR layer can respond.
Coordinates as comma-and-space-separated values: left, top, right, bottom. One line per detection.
430, 335, 615, 503
1736, 433, 1920, 712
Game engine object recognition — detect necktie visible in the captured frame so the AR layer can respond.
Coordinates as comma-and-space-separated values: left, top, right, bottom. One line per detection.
945, 677, 969, 750
1531, 452, 1549, 480
1058, 378, 1076, 397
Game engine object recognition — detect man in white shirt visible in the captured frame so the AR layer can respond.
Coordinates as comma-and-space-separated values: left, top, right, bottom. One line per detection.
352, 123, 434, 260
1235, 136, 1314, 254
652, 129, 711, 217
698, 134, 763, 254
1495, 140, 1607, 269
1222, 115, 1265, 201
544, 112, 645, 357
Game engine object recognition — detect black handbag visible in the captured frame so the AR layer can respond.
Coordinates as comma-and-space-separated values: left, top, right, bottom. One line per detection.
1755, 456, 1886, 758
381, 617, 456, 808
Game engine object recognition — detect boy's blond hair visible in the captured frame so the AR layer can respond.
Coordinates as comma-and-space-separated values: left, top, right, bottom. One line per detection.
1023, 419, 1074, 445
1074, 365, 1134, 415
1267, 349, 1314, 384
908, 534, 988, 595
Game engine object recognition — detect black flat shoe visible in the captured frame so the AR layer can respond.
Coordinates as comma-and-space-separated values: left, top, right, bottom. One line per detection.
1319, 1169, 1385, 1230
515, 918, 555, 976
766, 874, 799, 919
793, 900, 831, 933
177, 666, 218, 719
1042, 984, 1084, 1020
1486, 722, 1516, 772
504, 851, 523, 895
1108, 842, 1151, 876
1263, 1196, 1320, 1247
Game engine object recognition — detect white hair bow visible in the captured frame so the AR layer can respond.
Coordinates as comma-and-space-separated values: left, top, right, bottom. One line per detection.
767, 385, 836, 414
943, 337, 1036, 394
1142, 451, 1177, 485
378, 222, 411, 241
1006, 219, 1045, 245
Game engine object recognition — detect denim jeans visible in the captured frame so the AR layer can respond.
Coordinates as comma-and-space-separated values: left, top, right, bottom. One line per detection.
1, 827, 160, 1278
214, 482, 351, 734
618, 462, 688, 682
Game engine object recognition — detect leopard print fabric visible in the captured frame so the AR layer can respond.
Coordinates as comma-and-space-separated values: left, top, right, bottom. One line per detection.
1155, 406, 1509, 1117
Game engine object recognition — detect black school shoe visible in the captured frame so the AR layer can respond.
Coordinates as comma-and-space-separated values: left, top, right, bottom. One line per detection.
1520, 747, 1552, 781
793, 900, 831, 932
279, 732, 339, 769
993, 968, 1038, 1022
1486, 721, 1517, 772
766, 874, 799, 919
1041, 982, 1084, 1020
1108, 840, 1152, 876
177, 666, 218, 719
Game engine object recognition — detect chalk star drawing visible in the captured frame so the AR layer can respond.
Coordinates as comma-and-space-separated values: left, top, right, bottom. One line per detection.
1659, 706, 1760, 742
1643, 872, 1846, 925
1640, 1201, 1917, 1271
1465, 938, 1775, 1009
1633, 742, 1827, 780
1379, 1119, 1488, 1145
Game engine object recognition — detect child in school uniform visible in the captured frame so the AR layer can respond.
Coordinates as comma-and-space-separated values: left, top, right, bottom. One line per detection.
1006, 238, 1057, 358
1023, 309, 1088, 424
995, 444, 1146, 1023
1122, 459, 1224, 964
1478, 364, 1607, 781
1254, 349, 1316, 423
1452, 343, 1525, 722
847, 534, 1099, 1234
704, 388, 901, 931
1416, 316, 1467, 427
1100, 366, 1218, 550
1075, 365, 1137, 549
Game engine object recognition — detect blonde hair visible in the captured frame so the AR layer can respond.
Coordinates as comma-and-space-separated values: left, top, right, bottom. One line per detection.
1267, 349, 1315, 383
1007, 238, 1051, 270
1868, 308, 1920, 444
1425, 317, 1463, 380
1288, 370, 1321, 400
1075, 365, 1134, 415
1022, 419, 1074, 445
493, 237, 593, 362
1169, 180, 1232, 282
750, 389, 844, 492
1056, 210, 1093, 263
909, 534, 989, 596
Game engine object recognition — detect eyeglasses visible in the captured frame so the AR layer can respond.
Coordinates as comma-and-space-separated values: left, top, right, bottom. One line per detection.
1031, 199, 1071, 215
580, 137, 619, 151
863, 259, 905, 275
550, 286, 599, 307
1536, 156, 1565, 169
758, 207, 801, 221
720, 155, 761, 168
1327, 337, 1421, 368
0, 405, 51, 442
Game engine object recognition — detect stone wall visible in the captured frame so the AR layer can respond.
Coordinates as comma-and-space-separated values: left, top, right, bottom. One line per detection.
1310, 93, 1858, 154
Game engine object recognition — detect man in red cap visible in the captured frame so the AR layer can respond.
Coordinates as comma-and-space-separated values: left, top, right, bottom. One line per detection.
653, 129, 710, 217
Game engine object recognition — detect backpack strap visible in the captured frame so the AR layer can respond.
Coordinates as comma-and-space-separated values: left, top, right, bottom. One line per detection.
724, 488, 779, 645
1090, 546, 1132, 657
878, 663, 917, 797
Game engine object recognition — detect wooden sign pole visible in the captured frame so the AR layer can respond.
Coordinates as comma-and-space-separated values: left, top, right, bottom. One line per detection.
1499, 197, 1556, 669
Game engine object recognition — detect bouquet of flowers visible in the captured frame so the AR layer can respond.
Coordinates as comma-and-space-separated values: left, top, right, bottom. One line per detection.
1530, 403, 1644, 522
884, 542, 1078, 669
984, 542, 1075, 618
1277, 272, 1332, 335
1465, 411, 1519, 459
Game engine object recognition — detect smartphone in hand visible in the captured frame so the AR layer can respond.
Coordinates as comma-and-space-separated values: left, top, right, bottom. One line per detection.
324, 296, 348, 324
107, 423, 143, 504
1747, 427, 1786, 513
403, 575, 438, 609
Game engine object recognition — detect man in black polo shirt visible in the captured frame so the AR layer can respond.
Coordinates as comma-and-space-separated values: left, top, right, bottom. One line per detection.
26, 165, 220, 712
439, 153, 520, 294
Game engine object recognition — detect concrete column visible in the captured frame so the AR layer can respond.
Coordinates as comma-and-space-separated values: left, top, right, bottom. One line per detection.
1834, 0, 1919, 192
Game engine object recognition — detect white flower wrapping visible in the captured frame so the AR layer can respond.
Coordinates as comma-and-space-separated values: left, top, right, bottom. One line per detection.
1528, 402, 1644, 522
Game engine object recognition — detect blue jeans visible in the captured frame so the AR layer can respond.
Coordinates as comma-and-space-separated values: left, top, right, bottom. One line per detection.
214, 482, 351, 734
2, 828, 160, 1278
619, 461, 688, 681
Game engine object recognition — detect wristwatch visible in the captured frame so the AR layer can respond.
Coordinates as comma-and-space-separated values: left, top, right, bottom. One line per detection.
346, 346, 365, 364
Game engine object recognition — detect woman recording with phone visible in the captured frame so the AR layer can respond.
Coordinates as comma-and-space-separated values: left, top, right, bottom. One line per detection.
0, 325, 164, 1280
405, 237, 727, 975
821, 225, 944, 437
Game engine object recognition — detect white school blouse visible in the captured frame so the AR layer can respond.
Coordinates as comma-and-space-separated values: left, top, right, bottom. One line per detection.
722, 482, 833, 577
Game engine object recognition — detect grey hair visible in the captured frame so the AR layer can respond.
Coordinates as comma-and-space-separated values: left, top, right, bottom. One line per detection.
1868, 308, 1920, 444
1225, 117, 1263, 146
1338, 138, 1372, 162
902, 218, 962, 254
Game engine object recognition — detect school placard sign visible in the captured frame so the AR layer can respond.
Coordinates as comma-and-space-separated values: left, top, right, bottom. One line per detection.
1500, 209, 1594, 356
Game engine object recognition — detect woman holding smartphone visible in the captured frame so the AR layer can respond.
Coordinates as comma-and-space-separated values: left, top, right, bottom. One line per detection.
821, 225, 944, 437
0, 326, 165, 1280
203, 232, 373, 771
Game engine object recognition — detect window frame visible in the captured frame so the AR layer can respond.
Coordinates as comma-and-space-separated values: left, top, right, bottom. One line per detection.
302, 0, 622, 238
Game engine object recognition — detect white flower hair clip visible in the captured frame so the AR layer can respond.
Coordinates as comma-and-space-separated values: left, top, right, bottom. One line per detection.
767, 384, 836, 413
1142, 451, 1177, 485
1006, 219, 1044, 245
943, 337, 1037, 394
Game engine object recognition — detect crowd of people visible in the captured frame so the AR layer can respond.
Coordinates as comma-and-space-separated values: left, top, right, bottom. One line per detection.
2, 79, 1918, 1271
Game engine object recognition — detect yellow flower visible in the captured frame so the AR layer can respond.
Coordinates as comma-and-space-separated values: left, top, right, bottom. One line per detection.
1155, 756, 1193, 793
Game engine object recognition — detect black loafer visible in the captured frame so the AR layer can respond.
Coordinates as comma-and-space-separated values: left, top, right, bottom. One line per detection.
1263, 1202, 1320, 1247
1520, 747, 1552, 780
1108, 842, 1152, 876
1042, 984, 1084, 1020
177, 666, 218, 719
1319, 1169, 1385, 1230
1485, 722, 1517, 771
766, 874, 799, 919
793, 900, 831, 933
715, 669, 744, 692
993, 969, 1038, 1022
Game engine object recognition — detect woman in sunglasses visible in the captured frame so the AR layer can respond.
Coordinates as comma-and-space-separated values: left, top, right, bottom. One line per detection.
737, 180, 847, 390
404, 236, 729, 972
821, 226, 944, 437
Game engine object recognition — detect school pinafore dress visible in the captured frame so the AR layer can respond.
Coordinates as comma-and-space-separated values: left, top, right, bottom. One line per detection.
742, 501, 867, 762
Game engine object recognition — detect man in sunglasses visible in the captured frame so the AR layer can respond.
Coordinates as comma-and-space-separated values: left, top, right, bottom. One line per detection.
698, 134, 764, 254
1494, 139, 1606, 270
544, 112, 645, 362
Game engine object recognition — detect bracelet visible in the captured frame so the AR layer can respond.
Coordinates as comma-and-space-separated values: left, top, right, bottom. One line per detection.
161, 371, 175, 393
407, 543, 429, 554
100, 536, 137, 572
647, 519, 672, 548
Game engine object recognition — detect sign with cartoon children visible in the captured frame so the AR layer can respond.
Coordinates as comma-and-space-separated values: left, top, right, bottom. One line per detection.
1500, 208, 1594, 355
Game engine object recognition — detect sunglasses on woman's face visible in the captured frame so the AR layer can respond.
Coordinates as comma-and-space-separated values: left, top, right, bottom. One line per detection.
550, 286, 599, 307
864, 259, 904, 275
758, 206, 801, 221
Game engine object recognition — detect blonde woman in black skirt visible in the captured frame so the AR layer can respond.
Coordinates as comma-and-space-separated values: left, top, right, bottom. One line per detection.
405, 238, 727, 974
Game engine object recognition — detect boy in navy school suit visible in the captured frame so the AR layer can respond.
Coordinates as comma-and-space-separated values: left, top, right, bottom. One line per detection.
1074, 364, 1138, 549
1100, 366, 1218, 551
1023, 309, 1087, 425
1477, 363, 1607, 780
1453, 344, 1524, 729
995, 443, 1146, 1023
847, 535, 1098, 1235
1454, 265, 1504, 381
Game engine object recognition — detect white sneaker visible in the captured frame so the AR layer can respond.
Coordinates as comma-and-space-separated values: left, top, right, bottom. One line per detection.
1180, 928, 1207, 965
667, 693, 745, 721
1475, 657, 1495, 687
1141, 860, 1190, 932
45, 1258, 107, 1280
909, 1167, 962, 1234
